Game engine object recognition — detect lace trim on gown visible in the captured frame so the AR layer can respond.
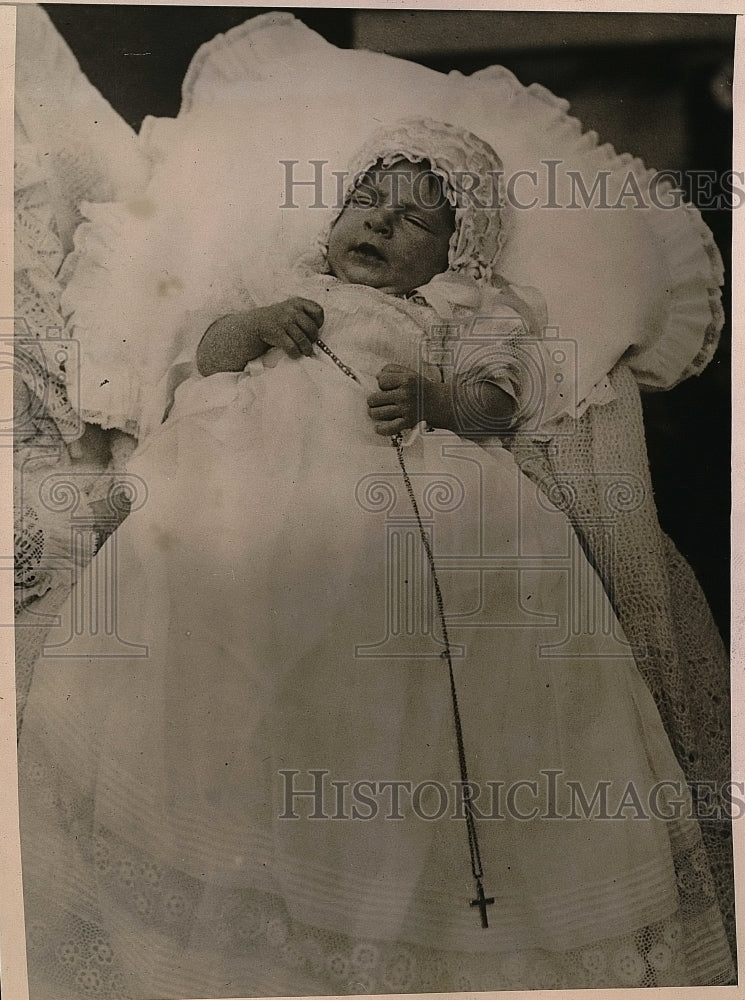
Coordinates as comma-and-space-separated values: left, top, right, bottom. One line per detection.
20, 735, 735, 997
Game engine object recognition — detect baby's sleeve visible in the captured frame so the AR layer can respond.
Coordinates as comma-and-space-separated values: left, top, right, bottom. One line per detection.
448, 308, 525, 422
448, 283, 570, 431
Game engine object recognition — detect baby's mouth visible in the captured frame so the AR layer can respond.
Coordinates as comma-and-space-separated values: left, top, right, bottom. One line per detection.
352, 242, 386, 263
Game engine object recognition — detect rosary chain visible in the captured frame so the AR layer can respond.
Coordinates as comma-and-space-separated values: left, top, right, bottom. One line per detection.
311, 336, 492, 925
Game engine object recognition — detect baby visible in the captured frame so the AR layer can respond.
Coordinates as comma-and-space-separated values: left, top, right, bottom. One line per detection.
17, 119, 733, 998
196, 156, 520, 439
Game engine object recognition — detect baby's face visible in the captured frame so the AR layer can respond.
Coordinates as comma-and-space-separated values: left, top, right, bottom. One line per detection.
327, 159, 455, 295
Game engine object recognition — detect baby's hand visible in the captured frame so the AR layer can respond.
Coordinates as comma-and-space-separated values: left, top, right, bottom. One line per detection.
254, 298, 324, 358
367, 363, 517, 439
197, 299, 324, 376
367, 364, 424, 436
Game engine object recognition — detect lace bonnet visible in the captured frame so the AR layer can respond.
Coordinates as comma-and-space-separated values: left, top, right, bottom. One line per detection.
312, 118, 505, 285
59, 12, 725, 437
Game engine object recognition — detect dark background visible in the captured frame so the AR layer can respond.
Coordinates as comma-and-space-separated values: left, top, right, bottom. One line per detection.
42, 6, 734, 641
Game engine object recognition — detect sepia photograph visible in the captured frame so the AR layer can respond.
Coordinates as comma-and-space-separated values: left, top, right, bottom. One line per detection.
9, 4, 738, 997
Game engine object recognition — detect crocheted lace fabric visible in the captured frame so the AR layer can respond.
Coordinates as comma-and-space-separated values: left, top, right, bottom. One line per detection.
16, 277, 735, 990
14, 110, 83, 616
508, 363, 734, 959
14, 114, 138, 728
14, 5, 147, 678
14, 7, 735, 993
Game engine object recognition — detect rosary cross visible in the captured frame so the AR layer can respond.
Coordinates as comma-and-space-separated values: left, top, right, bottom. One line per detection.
470, 882, 495, 928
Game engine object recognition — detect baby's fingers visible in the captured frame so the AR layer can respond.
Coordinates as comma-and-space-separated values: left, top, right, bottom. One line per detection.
296, 298, 325, 328
367, 389, 398, 408
287, 323, 313, 358
286, 323, 315, 358
373, 417, 409, 436
274, 331, 304, 358
377, 366, 416, 391
292, 310, 321, 344
367, 404, 401, 422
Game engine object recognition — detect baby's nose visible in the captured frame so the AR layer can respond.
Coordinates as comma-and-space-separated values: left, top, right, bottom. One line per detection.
364, 207, 395, 235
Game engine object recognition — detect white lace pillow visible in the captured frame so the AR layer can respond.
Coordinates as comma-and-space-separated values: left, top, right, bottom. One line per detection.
62, 11, 723, 436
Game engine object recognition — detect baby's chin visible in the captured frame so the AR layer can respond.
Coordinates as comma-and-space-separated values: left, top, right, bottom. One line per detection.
325, 245, 447, 295
327, 251, 405, 294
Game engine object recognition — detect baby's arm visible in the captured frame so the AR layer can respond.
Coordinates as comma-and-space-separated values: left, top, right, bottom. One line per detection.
196, 298, 324, 376
368, 365, 515, 438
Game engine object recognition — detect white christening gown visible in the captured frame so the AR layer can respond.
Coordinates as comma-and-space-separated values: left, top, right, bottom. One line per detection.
17, 276, 734, 997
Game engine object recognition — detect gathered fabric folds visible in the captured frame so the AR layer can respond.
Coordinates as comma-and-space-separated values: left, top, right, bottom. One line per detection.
15, 10, 733, 995
18, 281, 733, 996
